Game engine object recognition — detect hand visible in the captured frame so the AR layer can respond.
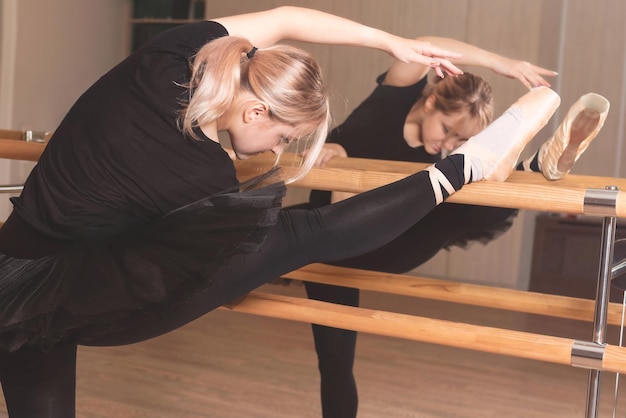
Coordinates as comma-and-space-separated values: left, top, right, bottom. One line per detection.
386, 36, 464, 78
493, 58, 558, 89
303, 143, 347, 167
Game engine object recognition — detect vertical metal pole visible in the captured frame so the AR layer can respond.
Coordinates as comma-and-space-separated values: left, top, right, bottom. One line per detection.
585, 192, 618, 418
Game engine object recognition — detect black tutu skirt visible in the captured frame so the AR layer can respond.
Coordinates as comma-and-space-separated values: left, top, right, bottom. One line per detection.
0, 178, 286, 352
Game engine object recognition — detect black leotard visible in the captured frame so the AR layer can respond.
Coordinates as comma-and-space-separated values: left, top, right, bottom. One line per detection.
303, 74, 518, 418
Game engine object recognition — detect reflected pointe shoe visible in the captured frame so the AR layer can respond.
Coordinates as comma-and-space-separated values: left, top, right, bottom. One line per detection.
451, 86, 561, 183
535, 93, 610, 180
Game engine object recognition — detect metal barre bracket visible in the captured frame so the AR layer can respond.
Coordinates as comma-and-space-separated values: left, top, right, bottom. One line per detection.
583, 186, 619, 217
571, 340, 605, 370
22, 130, 49, 143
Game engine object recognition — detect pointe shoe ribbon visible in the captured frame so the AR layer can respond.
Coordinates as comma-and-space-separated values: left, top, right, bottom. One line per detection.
539, 93, 610, 180
451, 86, 561, 183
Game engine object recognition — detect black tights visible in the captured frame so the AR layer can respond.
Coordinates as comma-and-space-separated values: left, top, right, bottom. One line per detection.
305, 284, 360, 418
0, 345, 77, 418
303, 203, 517, 418
0, 157, 466, 417
303, 160, 529, 418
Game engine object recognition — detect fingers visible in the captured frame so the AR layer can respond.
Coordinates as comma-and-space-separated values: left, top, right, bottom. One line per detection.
312, 144, 348, 167
413, 43, 463, 78
532, 66, 558, 88
391, 39, 464, 76
319, 153, 335, 167
408, 56, 462, 78
517, 62, 558, 89
311, 148, 335, 167
521, 73, 551, 90
433, 59, 464, 78
419, 49, 463, 74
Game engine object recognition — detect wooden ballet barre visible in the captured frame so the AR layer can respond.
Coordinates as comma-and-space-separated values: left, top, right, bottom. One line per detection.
0, 130, 23, 140
221, 291, 626, 374
235, 153, 626, 218
282, 263, 625, 326
3, 138, 626, 217
0, 129, 49, 161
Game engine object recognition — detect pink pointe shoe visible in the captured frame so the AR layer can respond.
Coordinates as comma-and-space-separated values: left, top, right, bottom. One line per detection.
536, 93, 610, 180
451, 86, 561, 183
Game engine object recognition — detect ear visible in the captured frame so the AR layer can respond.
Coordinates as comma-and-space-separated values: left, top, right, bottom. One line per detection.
243, 101, 269, 123
424, 95, 436, 113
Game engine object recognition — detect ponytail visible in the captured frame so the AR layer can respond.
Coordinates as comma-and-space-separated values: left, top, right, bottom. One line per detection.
179, 36, 253, 138
179, 36, 330, 184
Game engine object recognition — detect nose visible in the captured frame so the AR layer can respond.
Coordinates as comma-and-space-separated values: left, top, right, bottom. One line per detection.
443, 137, 462, 152
443, 139, 456, 151
431, 132, 446, 144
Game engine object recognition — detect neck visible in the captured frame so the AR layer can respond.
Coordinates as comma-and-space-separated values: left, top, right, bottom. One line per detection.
403, 103, 424, 147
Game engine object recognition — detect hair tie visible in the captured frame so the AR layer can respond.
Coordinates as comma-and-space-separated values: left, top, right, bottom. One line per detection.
246, 47, 258, 60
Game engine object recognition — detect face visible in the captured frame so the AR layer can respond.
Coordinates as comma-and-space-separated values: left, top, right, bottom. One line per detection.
226, 100, 307, 160
419, 97, 483, 156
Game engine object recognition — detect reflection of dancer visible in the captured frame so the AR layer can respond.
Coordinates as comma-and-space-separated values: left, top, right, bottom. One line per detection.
0, 6, 560, 417
300, 37, 609, 417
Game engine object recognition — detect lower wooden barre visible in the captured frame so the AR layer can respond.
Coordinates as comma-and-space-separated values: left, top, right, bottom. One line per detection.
0, 139, 46, 161
220, 291, 626, 374
0, 129, 51, 161
284, 263, 624, 326
0, 130, 23, 140
235, 153, 626, 217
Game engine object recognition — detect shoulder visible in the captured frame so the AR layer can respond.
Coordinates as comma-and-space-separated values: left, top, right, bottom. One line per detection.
369, 72, 428, 104
141, 21, 230, 55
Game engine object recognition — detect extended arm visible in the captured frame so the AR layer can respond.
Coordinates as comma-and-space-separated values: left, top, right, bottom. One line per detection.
212, 6, 463, 77
385, 36, 557, 89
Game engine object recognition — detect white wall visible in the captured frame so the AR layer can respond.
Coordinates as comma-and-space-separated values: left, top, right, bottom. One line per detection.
0, 0, 129, 218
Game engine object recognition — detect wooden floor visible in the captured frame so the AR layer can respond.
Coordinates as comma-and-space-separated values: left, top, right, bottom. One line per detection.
1, 282, 626, 418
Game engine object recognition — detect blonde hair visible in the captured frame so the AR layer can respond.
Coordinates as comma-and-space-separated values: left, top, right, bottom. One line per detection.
420, 73, 494, 129
179, 36, 330, 184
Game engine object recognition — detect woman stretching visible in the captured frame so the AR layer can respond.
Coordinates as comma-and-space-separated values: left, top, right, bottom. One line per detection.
301, 38, 609, 418
0, 6, 561, 417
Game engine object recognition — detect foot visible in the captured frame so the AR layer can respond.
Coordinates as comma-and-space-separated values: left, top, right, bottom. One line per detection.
536, 93, 610, 180
555, 109, 601, 172
451, 86, 561, 183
